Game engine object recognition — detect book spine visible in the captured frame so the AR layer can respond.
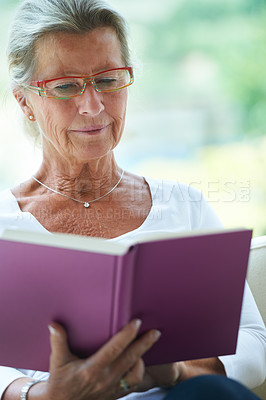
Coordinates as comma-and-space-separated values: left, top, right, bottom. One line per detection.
110, 246, 138, 335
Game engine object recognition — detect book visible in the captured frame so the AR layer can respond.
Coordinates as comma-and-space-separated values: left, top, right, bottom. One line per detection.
0, 228, 252, 371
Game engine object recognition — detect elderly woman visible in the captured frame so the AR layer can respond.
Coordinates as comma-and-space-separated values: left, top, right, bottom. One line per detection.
0, 0, 265, 399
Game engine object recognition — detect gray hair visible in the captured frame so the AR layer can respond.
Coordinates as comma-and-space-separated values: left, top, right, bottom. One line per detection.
7, 0, 131, 90
7, 0, 131, 143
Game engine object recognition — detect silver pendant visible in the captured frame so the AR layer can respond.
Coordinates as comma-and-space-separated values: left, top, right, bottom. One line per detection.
84, 202, 90, 208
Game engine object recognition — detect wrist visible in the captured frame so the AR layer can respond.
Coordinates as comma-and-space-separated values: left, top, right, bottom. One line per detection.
21, 380, 42, 400
23, 381, 48, 400
179, 358, 226, 382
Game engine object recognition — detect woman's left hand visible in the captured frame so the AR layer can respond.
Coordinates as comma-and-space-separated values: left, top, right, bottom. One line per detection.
134, 357, 226, 392
134, 362, 183, 391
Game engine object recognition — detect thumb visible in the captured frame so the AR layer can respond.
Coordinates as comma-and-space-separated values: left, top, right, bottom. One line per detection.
48, 322, 76, 371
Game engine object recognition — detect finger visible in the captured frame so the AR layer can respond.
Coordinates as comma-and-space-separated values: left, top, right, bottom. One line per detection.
88, 319, 142, 367
119, 358, 145, 392
114, 329, 161, 375
48, 323, 76, 371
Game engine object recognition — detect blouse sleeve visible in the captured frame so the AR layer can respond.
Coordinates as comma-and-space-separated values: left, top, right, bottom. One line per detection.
0, 368, 26, 399
0, 368, 49, 399
197, 192, 266, 388
219, 283, 266, 388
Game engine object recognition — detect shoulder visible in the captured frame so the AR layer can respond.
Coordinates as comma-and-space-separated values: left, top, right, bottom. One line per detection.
145, 176, 223, 230
144, 176, 203, 203
0, 188, 48, 234
0, 188, 18, 212
0, 188, 22, 234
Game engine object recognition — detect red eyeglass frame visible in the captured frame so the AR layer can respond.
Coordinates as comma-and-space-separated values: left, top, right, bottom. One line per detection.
26, 66, 134, 98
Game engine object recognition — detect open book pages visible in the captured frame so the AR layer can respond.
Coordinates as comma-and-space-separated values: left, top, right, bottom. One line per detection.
1, 227, 248, 257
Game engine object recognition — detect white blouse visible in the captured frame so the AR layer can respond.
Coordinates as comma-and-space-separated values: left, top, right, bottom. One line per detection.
0, 177, 265, 400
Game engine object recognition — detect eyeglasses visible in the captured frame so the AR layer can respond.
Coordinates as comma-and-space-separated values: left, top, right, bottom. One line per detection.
24, 67, 134, 100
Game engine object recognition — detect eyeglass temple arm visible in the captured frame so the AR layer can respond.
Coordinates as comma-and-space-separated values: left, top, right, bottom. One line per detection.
23, 85, 44, 96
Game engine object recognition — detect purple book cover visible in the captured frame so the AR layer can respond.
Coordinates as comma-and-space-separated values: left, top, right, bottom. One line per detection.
0, 229, 252, 371
132, 230, 251, 365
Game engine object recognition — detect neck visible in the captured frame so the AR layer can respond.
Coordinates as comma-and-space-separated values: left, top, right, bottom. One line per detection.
34, 154, 122, 198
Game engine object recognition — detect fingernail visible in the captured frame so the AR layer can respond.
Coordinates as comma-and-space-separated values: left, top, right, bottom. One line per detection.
153, 330, 162, 341
134, 319, 142, 329
48, 325, 58, 335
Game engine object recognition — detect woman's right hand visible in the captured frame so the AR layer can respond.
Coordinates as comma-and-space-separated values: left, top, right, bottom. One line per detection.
41, 319, 161, 400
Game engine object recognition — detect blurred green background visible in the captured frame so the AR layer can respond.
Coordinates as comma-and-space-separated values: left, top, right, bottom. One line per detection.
0, 0, 266, 236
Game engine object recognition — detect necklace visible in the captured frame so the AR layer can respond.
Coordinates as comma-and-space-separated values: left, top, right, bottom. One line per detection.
32, 170, 124, 208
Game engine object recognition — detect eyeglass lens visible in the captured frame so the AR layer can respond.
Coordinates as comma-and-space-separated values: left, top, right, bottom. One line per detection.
45, 69, 131, 98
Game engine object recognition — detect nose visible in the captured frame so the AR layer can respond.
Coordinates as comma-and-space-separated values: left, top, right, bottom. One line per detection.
75, 82, 104, 116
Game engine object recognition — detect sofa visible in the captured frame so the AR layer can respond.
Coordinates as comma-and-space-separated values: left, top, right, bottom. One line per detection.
247, 236, 266, 399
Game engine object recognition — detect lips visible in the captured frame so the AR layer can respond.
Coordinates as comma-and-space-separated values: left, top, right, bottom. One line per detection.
70, 124, 110, 135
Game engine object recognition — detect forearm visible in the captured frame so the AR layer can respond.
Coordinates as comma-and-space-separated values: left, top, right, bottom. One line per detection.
178, 357, 226, 382
2, 378, 47, 400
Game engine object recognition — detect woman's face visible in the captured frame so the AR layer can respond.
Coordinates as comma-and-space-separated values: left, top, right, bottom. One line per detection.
21, 27, 128, 165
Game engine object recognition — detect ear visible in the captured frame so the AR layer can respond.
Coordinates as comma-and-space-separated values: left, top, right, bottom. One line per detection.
13, 88, 36, 122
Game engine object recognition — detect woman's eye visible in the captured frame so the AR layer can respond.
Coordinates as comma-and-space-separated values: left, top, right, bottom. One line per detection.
55, 83, 79, 91
96, 78, 116, 87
